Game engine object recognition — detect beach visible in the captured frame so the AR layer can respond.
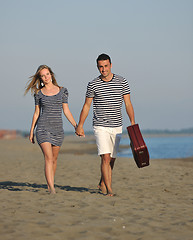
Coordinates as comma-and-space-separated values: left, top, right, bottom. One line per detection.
0, 136, 193, 240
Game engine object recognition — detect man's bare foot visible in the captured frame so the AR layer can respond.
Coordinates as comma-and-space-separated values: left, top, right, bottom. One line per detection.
100, 185, 107, 194
106, 188, 114, 197
106, 192, 114, 197
98, 184, 107, 194
98, 177, 102, 188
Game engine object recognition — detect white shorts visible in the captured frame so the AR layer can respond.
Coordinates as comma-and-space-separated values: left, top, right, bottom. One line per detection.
93, 126, 122, 158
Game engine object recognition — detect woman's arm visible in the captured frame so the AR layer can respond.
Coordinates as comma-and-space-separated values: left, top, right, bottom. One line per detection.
62, 103, 77, 129
29, 105, 40, 144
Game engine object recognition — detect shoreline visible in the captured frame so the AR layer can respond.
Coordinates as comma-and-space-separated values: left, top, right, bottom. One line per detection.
0, 136, 193, 160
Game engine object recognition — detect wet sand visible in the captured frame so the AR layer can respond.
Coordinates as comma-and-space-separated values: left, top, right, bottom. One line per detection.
0, 136, 193, 240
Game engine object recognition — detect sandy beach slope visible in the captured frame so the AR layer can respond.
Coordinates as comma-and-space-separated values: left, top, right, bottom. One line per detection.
0, 136, 193, 240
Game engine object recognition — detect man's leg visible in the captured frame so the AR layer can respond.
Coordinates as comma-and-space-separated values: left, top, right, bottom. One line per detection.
100, 153, 114, 196
101, 130, 121, 194
98, 157, 116, 193
109, 157, 116, 185
94, 126, 120, 196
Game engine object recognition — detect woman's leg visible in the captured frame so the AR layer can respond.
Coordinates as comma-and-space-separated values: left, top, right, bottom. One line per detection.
40, 142, 55, 193
52, 145, 60, 177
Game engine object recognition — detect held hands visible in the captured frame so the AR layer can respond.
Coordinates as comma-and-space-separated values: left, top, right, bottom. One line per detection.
75, 125, 85, 137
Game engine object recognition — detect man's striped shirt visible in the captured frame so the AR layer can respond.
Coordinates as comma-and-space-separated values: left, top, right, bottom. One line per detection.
86, 74, 130, 127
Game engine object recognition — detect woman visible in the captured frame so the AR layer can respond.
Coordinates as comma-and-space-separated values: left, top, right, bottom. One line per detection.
25, 65, 77, 194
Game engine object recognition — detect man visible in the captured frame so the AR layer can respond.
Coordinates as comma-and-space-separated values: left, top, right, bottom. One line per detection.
76, 53, 135, 196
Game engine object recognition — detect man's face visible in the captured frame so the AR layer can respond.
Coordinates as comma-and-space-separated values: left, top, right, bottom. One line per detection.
97, 59, 112, 78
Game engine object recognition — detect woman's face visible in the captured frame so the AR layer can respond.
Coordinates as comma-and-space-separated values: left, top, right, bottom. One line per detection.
40, 68, 52, 85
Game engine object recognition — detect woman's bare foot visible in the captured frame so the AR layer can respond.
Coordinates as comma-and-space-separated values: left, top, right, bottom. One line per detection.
48, 186, 56, 194
49, 188, 56, 194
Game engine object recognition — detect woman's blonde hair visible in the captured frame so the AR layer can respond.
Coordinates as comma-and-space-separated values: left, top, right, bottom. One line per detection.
25, 65, 60, 95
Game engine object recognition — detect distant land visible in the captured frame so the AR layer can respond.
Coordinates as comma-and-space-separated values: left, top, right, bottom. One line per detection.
140, 127, 193, 135
20, 127, 193, 137
1, 127, 193, 140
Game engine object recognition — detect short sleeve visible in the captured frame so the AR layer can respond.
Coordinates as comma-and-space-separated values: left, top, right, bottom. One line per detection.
86, 82, 95, 98
122, 78, 131, 95
62, 88, 68, 103
34, 93, 40, 105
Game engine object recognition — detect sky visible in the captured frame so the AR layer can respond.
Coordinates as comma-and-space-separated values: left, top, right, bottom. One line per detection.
0, 0, 193, 132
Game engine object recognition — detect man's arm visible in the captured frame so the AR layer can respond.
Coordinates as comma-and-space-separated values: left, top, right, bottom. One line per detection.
123, 94, 135, 125
76, 97, 93, 137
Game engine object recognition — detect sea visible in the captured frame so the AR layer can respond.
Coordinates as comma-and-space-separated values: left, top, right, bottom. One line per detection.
118, 135, 193, 159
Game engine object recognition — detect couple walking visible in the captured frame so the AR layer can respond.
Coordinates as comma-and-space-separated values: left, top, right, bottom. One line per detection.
25, 53, 135, 196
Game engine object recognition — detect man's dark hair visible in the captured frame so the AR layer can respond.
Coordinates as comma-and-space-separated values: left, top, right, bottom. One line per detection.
96, 53, 111, 64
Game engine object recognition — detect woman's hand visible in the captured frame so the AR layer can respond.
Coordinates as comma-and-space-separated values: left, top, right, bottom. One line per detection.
29, 132, 35, 144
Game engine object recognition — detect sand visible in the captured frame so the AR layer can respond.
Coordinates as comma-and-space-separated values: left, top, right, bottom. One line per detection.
0, 136, 193, 240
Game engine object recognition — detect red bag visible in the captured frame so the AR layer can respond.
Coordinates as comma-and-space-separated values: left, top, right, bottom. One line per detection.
127, 124, 150, 168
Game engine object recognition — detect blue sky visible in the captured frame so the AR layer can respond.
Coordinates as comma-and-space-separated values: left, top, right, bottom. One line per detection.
0, 0, 193, 131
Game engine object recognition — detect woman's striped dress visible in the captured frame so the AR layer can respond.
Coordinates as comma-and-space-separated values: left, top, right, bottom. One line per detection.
34, 87, 68, 146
